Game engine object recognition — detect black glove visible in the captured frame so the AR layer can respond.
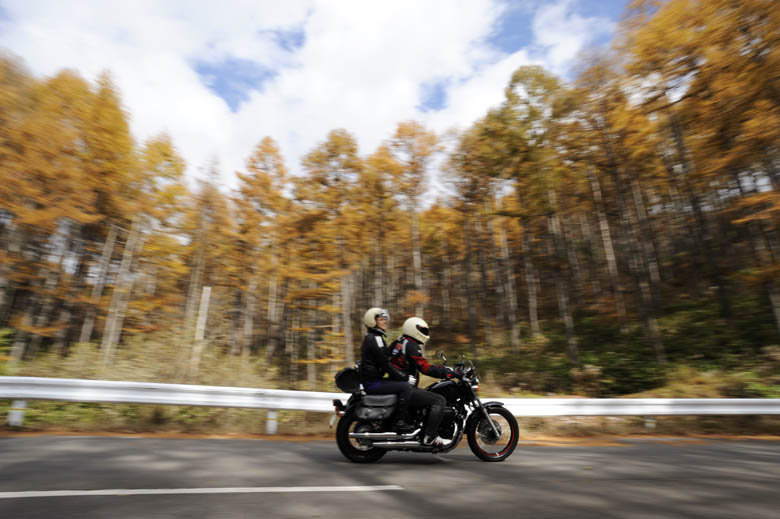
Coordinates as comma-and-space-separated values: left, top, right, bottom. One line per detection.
444, 366, 457, 379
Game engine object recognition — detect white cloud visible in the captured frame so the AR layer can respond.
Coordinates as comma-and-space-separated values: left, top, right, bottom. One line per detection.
531, 0, 615, 77
0, 0, 617, 193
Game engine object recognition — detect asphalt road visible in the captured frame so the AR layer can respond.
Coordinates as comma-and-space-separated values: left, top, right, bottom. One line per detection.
1, 435, 779, 518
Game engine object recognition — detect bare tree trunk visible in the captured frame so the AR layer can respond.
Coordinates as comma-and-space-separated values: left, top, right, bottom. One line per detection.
494, 217, 520, 351
241, 274, 257, 354
562, 214, 585, 297
265, 275, 288, 364
554, 273, 578, 364
462, 214, 478, 358
631, 178, 662, 297
189, 285, 211, 379
439, 244, 453, 324
411, 212, 424, 316
9, 302, 33, 364
387, 254, 397, 312
769, 289, 780, 339
287, 309, 299, 386
762, 153, 780, 191
373, 241, 383, 304
10, 231, 68, 361
547, 192, 578, 364
101, 220, 143, 365
618, 174, 666, 364
79, 224, 117, 343
578, 213, 604, 299
184, 219, 207, 328
27, 228, 71, 357
229, 288, 241, 355
479, 212, 501, 312
0, 221, 24, 324
266, 263, 278, 340
332, 289, 340, 336
306, 290, 316, 389
522, 230, 540, 337
53, 305, 73, 355
53, 234, 88, 354
669, 114, 731, 318
341, 273, 354, 366
474, 214, 494, 342
587, 168, 626, 319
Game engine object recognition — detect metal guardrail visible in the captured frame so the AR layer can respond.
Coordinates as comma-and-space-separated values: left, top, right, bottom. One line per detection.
501, 398, 780, 417
3, 376, 780, 430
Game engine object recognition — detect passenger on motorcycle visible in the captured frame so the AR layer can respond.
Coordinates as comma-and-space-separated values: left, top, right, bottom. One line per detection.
388, 317, 458, 447
358, 307, 415, 432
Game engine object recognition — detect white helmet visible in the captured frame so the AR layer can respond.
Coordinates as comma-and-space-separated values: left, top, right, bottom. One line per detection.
363, 307, 390, 329
402, 317, 430, 344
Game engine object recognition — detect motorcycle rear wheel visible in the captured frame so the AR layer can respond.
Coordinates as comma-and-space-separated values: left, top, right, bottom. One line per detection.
466, 406, 518, 462
335, 410, 387, 463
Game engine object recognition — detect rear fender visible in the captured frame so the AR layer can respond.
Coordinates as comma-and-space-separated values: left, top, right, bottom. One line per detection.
344, 393, 363, 413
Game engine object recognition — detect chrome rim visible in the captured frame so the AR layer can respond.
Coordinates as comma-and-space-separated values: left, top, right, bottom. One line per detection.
475, 412, 513, 456
350, 422, 376, 451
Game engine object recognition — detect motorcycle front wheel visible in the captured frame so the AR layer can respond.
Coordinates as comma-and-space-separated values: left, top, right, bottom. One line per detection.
466, 406, 519, 462
335, 410, 387, 463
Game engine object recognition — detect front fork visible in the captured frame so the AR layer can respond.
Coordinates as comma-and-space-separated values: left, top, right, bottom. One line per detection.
470, 390, 501, 439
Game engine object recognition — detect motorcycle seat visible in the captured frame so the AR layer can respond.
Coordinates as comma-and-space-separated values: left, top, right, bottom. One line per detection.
362, 394, 398, 406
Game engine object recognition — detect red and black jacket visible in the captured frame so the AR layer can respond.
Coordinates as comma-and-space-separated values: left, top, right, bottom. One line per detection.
387, 335, 450, 385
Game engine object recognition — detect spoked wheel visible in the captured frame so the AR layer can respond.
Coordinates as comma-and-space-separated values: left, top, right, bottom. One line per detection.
335, 410, 387, 463
466, 406, 519, 462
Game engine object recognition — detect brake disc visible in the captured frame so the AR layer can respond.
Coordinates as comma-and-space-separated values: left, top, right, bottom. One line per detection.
478, 419, 502, 444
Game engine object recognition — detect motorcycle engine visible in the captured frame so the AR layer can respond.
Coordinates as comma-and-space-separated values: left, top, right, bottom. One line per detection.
437, 407, 458, 438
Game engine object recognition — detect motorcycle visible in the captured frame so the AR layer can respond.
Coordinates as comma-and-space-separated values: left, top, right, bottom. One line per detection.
331, 352, 519, 463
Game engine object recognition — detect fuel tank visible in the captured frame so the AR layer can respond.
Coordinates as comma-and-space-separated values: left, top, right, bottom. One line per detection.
427, 379, 459, 405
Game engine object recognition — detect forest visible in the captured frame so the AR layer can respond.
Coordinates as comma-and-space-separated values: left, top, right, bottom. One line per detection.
1, 0, 779, 405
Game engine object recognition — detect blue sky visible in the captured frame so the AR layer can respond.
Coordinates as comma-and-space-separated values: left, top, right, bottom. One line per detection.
195, 58, 277, 112
0, 0, 628, 189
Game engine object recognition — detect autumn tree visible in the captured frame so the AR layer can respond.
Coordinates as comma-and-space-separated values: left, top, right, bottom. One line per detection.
389, 121, 441, 316
297, 129, 364, 366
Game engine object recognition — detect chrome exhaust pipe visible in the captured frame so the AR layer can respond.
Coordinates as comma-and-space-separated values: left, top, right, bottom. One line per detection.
349, 432, 401, 440
349, 428, 421, 440
372, 441, 426, 449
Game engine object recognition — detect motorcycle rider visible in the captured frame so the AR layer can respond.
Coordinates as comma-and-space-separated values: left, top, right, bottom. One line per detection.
358, 307, 415, 433
388, 317, 457, 447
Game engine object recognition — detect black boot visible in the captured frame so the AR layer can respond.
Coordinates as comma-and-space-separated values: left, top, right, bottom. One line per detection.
393, 417, 415, 433
393, 395, 415, 433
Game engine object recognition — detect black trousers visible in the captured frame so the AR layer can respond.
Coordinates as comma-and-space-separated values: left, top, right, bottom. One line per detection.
408, 387, 446, 438
364, 380, 413, 424
363, 380, 412, 399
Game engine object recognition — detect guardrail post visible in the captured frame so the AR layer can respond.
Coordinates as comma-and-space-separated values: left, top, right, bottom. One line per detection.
7, 400, 27, 427
266, 410, 278, 434
644, 416, 656, 429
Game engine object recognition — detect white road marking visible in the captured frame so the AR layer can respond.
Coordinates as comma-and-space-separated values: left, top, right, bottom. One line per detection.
0, 485, 404, 499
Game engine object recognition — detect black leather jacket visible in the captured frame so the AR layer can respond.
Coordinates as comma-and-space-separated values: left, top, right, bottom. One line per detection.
358, 328, 407, 383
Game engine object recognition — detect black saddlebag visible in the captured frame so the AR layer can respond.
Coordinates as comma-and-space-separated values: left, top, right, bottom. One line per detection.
355, 394, 398, 421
